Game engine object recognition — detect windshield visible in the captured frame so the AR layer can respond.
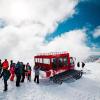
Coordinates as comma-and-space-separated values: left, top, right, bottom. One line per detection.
70, 57, 75, 66
52, 57, 68, 70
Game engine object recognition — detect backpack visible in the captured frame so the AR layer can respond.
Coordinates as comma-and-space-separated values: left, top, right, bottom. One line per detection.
82, 62, 85, 68
2, 61, 9, 69
77, 62, 80, 67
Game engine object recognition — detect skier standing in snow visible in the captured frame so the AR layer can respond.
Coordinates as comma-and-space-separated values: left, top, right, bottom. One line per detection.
77, 61, 85, 77
82, 62, 85, 69
77, 62, 85, 70
34, 66, 41, 84
20, 62, 26, 83
0, 59, 10, 91
15, 61, 21, 87
26, 63, 32, 82
10, 60, 15, 81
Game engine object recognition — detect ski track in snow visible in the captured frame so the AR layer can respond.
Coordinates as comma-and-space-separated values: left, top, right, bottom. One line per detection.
0, 63, 100, 100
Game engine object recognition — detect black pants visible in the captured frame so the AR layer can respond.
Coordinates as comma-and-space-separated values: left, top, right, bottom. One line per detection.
21, 73, 25, 82
16, 75, 21, 87
34, 75, 39, 84
28, 74, 31, 81
4, 79, 8, 91
0, 68, 2, 75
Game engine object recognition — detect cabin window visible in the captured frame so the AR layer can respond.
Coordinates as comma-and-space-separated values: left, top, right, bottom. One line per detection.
63, 58, 68, 66
39, 58, 43, 63
35, 58, 38, 62
58, 58, 63, 67
36, 58, 39, 62
43, 59, 50, 64
52, 58, 57, 70
70, 57, 75, 65
37, 58, 40, 62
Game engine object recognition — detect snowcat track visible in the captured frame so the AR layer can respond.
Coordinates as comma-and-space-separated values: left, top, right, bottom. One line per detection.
50, 70, 83, 84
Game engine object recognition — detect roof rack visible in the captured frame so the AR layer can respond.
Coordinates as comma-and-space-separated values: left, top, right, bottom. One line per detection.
38, 51, 68, 56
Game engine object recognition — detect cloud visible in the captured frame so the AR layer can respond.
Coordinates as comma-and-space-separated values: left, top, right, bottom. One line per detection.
93, 26, 100, 38
0, 0, 93, 63
41, 29, 91, 61
0, 0, 92, 63
0, 0, 79, 63
0, 26, 20, 59
0, 24, 47, 62
0, 0, 78, 26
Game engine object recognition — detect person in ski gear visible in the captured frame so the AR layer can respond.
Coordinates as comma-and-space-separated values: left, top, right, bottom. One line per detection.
77, 62, 85, 70
26, 63, 31, 81
0, 63, 10, 91
77, 62, 80, 67
34, 66, 41, 84
10, 60, 15, 81
20, 62, 26, 83
77, 61, 85, 77
2, 59, 9, 69
15, 61, 21, 87
0, 59, 2, 75
82, 62, 85, 68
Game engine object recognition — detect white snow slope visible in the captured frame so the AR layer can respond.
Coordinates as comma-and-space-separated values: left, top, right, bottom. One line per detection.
0, 62, 100, 100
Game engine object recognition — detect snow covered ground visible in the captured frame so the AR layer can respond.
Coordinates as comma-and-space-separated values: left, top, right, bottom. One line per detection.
0, 62, 100, 100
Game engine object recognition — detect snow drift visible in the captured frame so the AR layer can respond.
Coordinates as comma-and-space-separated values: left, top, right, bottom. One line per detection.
0, 62, 100, 100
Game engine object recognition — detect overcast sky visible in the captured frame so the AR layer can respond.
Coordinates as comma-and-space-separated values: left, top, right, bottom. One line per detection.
0, 0, 100, 63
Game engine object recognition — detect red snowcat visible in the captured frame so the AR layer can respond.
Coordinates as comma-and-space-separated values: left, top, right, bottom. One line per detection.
34, 52, 83, 84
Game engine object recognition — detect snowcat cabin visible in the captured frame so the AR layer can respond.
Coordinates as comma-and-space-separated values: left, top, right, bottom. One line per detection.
34, 52, 74, 78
